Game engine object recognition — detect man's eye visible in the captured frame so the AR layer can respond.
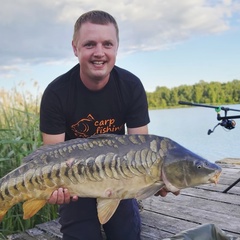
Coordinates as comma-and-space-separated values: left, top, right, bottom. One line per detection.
85, 43, 94, 48
104, 42, 113, 48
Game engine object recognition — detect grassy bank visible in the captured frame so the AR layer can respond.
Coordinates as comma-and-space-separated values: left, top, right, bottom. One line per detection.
0, 87, 58, 237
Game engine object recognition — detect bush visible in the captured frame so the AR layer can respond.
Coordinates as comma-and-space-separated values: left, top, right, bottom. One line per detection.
0, 86, 58, 236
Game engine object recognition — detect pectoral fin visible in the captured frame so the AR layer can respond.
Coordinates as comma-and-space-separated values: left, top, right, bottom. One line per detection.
97, 198, 120, 224
136, 183, 164, 200
23, 199, 47, 219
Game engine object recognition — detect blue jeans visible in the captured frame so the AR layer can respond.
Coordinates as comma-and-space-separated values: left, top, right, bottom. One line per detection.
60, 198, 141, 240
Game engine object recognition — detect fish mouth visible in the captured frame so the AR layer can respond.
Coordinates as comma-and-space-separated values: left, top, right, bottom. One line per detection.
209, 171, 222, 184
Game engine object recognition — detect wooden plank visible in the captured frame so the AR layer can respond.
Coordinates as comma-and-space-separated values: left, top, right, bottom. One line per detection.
6, 228, 60, 240
143, 193, 240, 218
140, 210, 199, 237
197, 183, 240, 194
218, 175, 240, 185
142, 197, 240, 234
35, 220, 62, 239
178, 188, 240, 204
141, 210, 240, 238
141, 224, 169, 240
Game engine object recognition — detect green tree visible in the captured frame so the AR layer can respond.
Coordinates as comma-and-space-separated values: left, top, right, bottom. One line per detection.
146, 79, 240, 109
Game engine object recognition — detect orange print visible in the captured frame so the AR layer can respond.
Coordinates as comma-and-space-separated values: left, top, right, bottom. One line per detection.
71, 114, 95, 138
71, 114, 124, 137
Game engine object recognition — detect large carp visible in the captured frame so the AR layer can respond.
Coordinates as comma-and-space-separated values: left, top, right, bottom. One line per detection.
0, 134, 221, 224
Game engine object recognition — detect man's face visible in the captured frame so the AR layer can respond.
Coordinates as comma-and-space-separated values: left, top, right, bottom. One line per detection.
72, 22, 119, 84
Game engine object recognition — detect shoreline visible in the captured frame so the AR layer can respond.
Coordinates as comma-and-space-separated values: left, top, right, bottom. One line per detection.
215, 158, 240, 165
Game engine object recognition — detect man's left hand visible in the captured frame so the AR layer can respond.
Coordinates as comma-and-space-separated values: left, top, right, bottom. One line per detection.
155, 187, 180, 197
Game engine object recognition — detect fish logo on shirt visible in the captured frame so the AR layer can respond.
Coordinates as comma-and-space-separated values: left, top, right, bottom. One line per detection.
71, 114, 124, 138
71, 114, 95, 138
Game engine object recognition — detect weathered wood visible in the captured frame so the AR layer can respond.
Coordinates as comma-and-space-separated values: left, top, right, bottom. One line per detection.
142, 194, 240, 236
34, 220, 62, 238
6, 163, 240, 240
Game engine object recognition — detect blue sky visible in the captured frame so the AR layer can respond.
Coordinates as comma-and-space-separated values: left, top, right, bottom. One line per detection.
0, 0, 239, 94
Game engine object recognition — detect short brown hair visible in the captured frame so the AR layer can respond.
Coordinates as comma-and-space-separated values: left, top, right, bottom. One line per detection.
73, 10, 119, 43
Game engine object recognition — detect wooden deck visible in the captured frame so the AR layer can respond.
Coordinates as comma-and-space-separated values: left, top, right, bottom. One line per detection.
6, 163, 240, 240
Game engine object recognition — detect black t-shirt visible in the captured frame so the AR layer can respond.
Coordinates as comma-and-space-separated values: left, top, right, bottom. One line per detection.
40, 64, 150, 140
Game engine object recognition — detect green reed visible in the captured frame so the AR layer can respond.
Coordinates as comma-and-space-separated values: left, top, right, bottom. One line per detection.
0, 86, 58, 236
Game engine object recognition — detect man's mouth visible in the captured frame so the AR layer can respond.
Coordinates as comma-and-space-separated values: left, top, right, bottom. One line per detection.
92, 61, 105, 66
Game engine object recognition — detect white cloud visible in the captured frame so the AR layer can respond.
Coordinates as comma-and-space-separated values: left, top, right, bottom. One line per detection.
0, 0, 239, 70
0, 65, 20, 78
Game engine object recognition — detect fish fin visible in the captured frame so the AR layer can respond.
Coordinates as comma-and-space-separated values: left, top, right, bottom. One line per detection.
136, 183, 164, 200
0, 209, 9, 222
22, 147, 48, 163
23, 199, 47, 219
89, 134, 116, 140
97, 198, 120, 224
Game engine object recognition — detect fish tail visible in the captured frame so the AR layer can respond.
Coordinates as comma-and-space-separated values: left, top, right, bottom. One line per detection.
0, 182, 14, 222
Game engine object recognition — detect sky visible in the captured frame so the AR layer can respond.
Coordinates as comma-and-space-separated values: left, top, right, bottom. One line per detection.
0, 0, 240, 95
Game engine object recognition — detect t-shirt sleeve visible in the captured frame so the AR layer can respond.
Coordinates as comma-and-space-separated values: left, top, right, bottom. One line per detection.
40, 87, 66, 134
125, 80, 150, 128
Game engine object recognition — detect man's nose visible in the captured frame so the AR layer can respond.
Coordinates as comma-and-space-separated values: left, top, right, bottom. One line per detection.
94, 44, 105, 57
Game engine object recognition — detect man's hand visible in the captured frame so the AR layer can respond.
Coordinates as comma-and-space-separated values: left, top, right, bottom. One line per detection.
48, 188, 78, 204
155, 187, 180, 197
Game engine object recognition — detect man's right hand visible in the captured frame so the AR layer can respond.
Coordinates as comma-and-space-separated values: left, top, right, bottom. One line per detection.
48, 188, 78, 204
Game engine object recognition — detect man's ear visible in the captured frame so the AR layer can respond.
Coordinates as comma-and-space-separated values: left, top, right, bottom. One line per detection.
72, 40, 78, 57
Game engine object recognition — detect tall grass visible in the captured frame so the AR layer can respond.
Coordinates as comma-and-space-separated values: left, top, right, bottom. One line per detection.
0, 84, 58, 236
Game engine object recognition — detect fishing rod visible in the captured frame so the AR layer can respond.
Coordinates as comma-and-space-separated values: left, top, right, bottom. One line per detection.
178, 101, 240, 135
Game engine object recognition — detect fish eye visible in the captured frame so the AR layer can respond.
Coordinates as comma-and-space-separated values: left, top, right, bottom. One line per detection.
195, 161, 203, 169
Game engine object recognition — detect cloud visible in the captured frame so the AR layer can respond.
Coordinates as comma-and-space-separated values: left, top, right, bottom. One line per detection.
0, 0, 239, 71
0, 65, 20, 80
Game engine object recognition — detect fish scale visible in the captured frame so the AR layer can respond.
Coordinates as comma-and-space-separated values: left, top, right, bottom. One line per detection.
0, 134, 222, 224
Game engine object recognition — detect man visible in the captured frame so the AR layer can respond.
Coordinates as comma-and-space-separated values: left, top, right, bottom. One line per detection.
40, 10, 172, 240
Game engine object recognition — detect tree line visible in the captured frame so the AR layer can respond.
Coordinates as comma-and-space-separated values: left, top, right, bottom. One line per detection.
146, 79, 240, 109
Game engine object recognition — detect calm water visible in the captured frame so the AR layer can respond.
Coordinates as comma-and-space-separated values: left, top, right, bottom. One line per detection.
148, 104, 240, 163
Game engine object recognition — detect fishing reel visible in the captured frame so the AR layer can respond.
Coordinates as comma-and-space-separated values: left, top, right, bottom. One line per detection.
207, 118, 236, 135
220, 119, 236, 130
178, 101, 240, 135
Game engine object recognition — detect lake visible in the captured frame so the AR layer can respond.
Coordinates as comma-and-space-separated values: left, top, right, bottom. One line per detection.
148, 104, 240, 163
